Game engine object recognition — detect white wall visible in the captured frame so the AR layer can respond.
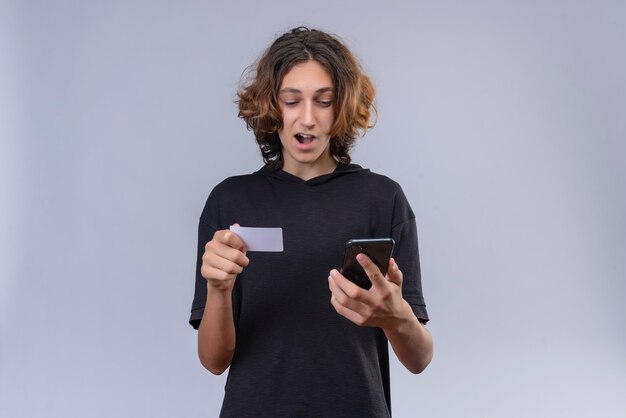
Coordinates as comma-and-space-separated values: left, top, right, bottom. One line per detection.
1, 1, 625, 417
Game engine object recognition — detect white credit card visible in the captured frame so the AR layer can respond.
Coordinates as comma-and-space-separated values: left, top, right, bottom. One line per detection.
229, 226, 284, 252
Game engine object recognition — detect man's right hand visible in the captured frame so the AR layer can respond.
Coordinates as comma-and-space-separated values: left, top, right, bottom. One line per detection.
201, 225, 249, 291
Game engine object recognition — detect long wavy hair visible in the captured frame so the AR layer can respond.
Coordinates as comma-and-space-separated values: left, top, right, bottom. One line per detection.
237, 27, 377, 169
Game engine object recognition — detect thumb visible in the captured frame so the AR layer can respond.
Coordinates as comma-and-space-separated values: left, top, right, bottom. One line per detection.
386, 258, 403, 286
228, 223, 246, 252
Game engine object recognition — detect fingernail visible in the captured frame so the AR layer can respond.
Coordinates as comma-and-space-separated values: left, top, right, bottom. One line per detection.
330, 269, 338, 277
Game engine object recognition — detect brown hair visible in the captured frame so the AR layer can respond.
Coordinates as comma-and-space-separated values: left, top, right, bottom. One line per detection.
237, 27, 376, 169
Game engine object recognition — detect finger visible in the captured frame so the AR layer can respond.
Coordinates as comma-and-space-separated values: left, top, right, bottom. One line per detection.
386, 258, 403, 287
330, 293, 367, 327
201, 264, 238, 282
204, 251, 245, 275
210, 240, 249, 267
216, 229, 247, 252
329, 269, 369, 303
328, 274, 369, 314
356, 253, 387, 288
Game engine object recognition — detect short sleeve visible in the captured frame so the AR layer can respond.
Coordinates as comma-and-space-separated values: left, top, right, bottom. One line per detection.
189, 191, 221, 330
390, 187, 429, 324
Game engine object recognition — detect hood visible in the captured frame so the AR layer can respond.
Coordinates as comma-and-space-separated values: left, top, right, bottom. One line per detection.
254, 163, 369, 187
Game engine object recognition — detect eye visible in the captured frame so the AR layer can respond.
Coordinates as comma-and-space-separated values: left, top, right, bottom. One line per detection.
283, 100, 299, 107
317, 100, 332, 107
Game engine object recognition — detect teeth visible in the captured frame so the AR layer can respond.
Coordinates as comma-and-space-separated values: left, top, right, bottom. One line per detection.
296, 133, 315, 144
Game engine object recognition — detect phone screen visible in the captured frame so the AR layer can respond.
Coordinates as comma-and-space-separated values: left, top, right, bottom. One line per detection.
340, 238, 395, 289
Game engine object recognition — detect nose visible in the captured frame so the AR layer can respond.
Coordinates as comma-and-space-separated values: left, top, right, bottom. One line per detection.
300, 100, 315, 129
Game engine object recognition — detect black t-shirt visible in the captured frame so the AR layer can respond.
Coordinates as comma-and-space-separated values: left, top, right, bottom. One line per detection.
190, 164, 429, 417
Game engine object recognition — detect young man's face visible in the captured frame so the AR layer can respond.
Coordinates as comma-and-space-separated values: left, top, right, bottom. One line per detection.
277, 60, 336, 178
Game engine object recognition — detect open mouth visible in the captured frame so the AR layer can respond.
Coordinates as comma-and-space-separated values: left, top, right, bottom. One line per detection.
295, 133, 316, 144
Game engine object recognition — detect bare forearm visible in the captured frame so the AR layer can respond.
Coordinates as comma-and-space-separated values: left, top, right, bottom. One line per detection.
384, 301, 433, 374
198, 287, 236, 375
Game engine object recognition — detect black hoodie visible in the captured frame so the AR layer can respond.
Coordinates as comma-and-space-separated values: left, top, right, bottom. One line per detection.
191, 163, 428, 417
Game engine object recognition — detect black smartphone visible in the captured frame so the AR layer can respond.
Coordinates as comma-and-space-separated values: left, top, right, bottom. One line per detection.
340, 238, 395, 289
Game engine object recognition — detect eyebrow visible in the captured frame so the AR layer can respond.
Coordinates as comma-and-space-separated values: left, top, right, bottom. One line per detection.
278, 87, 334, 94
